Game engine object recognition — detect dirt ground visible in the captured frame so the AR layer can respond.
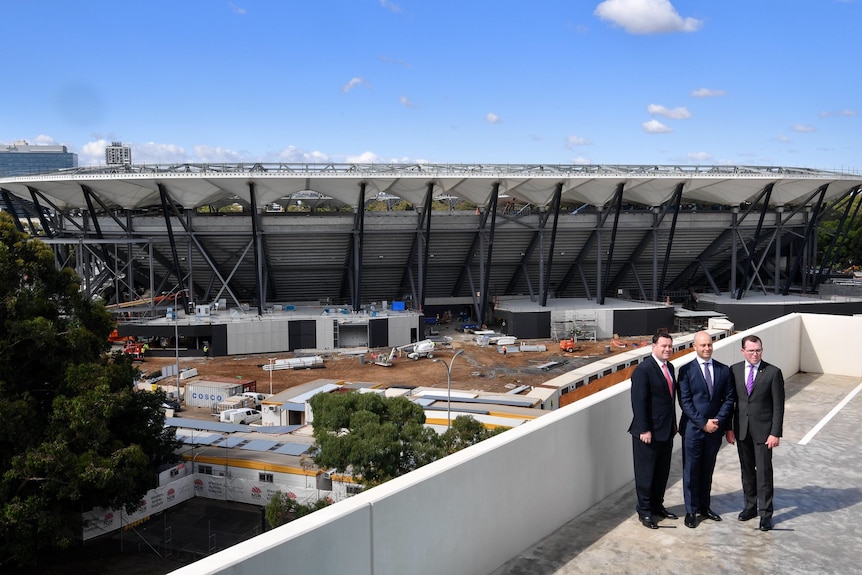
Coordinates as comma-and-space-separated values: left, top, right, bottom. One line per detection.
138, 326, 651, 396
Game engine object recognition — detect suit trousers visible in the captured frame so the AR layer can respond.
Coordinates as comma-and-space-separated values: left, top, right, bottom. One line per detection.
682, 428, 722, 514
632, 435, 673, 518
736, 432, 775, 518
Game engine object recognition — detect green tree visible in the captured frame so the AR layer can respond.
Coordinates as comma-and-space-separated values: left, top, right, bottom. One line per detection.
309, 393, 442, 486
309, 391, 511, 489
817, 195, 862, 271
441, 415, 508, 454
0, 212, 180, 567
265, 491, 333, 528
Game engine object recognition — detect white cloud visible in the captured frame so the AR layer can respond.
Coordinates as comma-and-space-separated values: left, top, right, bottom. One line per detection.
594, 0, 702, 34
820, 109, 857, 118
134, 142, 191, 164
642, 119, 672, 134
573, 156, 592, 165
775, 134, 791, 143
341, 77, 369, 93
647, 104, 691, 119
193, 145, 244, 163
274, 146, 330, 163
687, 151, 712, 163
379, 0, 402, 14
380, 55, 411, 68
227, 2, 246, 15
399, 96, 416, 108
33, 134, 59, 145
75, 139, 191, 166
691, 87, 726, 98
792, 124, 817, 133
346, 151, 383, 163
486, 112, 502, 124
565, 135, 592, 149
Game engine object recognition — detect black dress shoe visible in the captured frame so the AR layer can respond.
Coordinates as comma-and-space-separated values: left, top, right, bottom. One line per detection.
759, 517, 773, 531
699, 509, 722, 521
684, 513, 697, 528
738, 508, 758, 521
655, 508, 678, 520
640, 516, 659, 529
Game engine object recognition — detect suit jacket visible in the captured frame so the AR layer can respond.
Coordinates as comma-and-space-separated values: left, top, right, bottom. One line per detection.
678, 358, 735, 437
730, 360, 785, 442
629, 356, 677, 442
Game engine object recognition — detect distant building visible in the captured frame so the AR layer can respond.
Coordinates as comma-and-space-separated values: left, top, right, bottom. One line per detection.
0, 141, 78, 177
105, 141, 132, 166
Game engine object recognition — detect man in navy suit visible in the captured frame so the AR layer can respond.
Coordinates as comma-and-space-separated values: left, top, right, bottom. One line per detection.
677, 331, 736, 528
629, 332, 678, 529
727, 334, 785, 532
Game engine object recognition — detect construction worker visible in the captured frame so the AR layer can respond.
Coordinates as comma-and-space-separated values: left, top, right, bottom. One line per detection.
203, 342, 210, 358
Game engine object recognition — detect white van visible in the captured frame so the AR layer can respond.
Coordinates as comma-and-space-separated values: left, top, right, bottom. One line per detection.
240, 392, 270, 408
219, 408, 262, 425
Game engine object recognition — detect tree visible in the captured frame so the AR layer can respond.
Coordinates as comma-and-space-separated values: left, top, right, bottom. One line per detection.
817, 194, 862, 271
264, 491, 333, 529
0, 212, 180, 567
441, 415, 508, 454
309, 391, 511, 488
309, 393, 443, 487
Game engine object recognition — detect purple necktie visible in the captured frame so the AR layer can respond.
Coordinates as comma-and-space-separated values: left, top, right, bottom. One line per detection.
703, 362, 713, 396
746, 365, 755, 395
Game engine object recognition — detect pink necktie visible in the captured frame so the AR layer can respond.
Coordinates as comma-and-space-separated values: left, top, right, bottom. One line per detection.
662, 363, 673, 397
746, 365, 755, 395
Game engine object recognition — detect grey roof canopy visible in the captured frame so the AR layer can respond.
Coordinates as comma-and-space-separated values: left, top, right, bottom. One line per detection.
2, 163, 861, 322
2, 163, 860, 210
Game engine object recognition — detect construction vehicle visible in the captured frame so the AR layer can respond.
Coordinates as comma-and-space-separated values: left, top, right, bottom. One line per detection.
559, 338, 582, 353
407, 339, 436, 360
374, 339, 437, 365
374, 347, 398, 367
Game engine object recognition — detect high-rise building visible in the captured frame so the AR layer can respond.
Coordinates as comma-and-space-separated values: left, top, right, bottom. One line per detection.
0, 141, 78, 177
105, 141, 132, 166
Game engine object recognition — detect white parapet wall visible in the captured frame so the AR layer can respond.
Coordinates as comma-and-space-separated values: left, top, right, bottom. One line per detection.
169, 312, 858, 575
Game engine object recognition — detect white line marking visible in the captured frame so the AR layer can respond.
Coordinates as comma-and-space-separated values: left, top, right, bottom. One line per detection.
799, 382, 862, 445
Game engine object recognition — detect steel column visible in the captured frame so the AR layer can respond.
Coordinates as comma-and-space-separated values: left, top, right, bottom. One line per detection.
157, 184, 190, 314
540, 183, 563, 307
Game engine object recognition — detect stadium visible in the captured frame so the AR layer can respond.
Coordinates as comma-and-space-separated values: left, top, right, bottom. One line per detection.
2, 163, 862, 355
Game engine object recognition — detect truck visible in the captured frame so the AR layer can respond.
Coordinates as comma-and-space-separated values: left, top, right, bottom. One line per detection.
219, 408, 262, 425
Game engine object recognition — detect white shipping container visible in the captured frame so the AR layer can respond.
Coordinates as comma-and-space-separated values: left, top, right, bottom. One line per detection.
184, 381, 246, 408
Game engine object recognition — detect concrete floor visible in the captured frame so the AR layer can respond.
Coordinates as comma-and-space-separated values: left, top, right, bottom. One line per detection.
491, 371, 862, 575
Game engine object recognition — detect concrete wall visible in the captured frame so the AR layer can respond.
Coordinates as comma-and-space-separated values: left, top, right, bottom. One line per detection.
170, 313, 828, 575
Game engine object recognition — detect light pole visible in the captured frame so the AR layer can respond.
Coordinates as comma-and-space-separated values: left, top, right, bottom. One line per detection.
174, 312, 180, 401
268, 358, 275, 394
432, 349, 464, 429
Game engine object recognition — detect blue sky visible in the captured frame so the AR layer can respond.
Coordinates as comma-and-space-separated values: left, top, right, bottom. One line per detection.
1, 0, 860, 171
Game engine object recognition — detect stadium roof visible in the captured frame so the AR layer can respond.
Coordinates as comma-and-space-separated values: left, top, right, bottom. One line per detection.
2, 163, 860, 313
2, 163, 861, 211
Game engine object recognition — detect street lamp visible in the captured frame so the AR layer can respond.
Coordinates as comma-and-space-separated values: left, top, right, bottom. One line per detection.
432, 349, 464, 429
268, 358, 275, 394
174, 312, 180, 401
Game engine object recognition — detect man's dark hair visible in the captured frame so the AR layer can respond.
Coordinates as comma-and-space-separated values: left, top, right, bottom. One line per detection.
653, 332, 673, 344
741, 334, 762, 348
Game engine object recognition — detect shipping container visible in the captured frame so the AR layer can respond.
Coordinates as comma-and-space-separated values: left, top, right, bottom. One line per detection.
184, 380, 246, 408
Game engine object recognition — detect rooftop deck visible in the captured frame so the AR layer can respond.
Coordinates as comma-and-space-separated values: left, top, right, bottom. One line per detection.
492, 371, 862, 575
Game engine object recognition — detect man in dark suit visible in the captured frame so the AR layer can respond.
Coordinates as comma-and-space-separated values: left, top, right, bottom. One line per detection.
727, 334, 785, 532
678, 331, 736, 528
629, 332, 678, 529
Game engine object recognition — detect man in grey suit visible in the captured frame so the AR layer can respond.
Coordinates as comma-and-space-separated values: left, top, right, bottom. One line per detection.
678, 331, 736, 528
727, 334, 785, 531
